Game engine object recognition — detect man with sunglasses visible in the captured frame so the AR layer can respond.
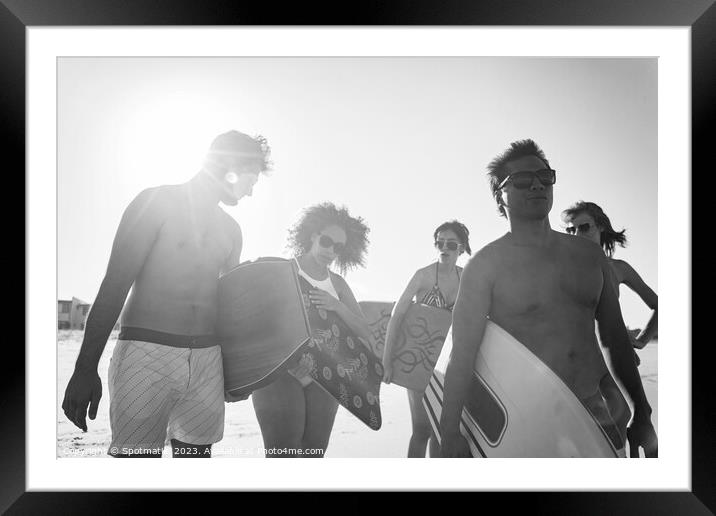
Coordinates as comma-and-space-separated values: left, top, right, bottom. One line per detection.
439, 139, 657, 458
62, 130, 272, 458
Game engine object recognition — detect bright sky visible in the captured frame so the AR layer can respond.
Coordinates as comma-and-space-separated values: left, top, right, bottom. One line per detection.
58, 57, 657, 329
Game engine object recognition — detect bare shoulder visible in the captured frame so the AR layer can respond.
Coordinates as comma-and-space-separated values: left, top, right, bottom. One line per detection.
454, 247, 495, 291
557, 230, 604, 263
416, 263, 436, 279
610, 258, 645, 287
217, 207, 242, 236
610, 258, 634, 275
416, 263, 435, 275
134, 185, 173, 206
124, 185, 177, 221
328, 271, 350, 295
483, 233, 514, 253
465, 238, 506, 271
328, 270, 346, 285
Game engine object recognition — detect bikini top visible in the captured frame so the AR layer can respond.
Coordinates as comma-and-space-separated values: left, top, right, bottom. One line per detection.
295, 258, 339, 299
420, 262, 461, 311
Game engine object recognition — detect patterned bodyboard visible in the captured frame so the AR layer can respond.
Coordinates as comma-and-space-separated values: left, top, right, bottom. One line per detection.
358, 301, 395, 359
390, 302, 452, 391
295, 276, 383, 430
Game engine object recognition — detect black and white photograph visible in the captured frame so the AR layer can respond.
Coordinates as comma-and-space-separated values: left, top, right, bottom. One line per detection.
55, 55, 660, 461
19, 21, 698, 498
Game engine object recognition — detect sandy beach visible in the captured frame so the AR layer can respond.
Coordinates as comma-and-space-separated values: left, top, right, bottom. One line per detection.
57, 330, 658, 458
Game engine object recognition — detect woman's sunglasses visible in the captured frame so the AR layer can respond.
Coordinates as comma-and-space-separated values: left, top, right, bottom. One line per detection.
435, 240, 461, 251
318, 234, 346, 254
566, 222, 592, 235
498, 168, 556, 190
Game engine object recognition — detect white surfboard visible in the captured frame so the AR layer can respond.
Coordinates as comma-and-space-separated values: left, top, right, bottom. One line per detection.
423, 321, 625, 457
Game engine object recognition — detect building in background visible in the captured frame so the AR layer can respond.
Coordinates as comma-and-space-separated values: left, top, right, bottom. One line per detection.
57, 300, 72, 329
57, 297, 121, 330
57, 297, 90, 330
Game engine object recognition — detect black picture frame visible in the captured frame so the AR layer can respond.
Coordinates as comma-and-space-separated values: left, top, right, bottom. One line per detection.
7, 0, 709, 513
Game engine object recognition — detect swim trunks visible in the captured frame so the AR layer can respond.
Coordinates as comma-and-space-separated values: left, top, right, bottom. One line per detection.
107, 330, 225, 455
581, 390, 627, 457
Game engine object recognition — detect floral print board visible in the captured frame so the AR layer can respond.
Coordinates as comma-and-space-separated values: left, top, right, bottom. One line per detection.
294, 276, 383, 430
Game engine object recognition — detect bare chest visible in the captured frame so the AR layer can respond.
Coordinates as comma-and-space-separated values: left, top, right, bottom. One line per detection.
151, 208, 233, 272
492, 248, 603, 317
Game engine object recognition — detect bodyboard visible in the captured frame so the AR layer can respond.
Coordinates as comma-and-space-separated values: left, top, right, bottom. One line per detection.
296, 276, 383, 430
389, 303, 452, 391
423, 321, 620, 457
217, 258, 311, 398
358, 301, 395, 359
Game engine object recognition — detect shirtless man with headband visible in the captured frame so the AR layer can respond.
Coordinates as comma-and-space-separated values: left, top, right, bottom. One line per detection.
62, 130, 271, 457
439, 139, 657, 458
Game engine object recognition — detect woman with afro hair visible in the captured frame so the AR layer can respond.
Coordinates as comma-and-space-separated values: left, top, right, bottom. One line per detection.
251, 202, 372, 457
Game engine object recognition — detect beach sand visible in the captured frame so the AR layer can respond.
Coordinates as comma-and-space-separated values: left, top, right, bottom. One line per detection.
57, 330, 658, 458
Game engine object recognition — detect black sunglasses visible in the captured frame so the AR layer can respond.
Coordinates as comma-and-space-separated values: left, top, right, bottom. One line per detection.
435, 240, 460, 251
498, 168, 556, 190
566, 222, 592, 235
318, 234, 346, 254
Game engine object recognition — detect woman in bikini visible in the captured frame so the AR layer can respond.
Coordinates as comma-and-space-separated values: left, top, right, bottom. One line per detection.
251, 202, 371, 457
382, 220, 472, 457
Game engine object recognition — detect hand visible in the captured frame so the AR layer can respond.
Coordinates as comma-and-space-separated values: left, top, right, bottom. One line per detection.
308, 289, 342, 312
62, 365, 102, 432
382, 359, 393, 384
627, 417, 658, 458
632, 347, 641, 367
628, 328, 648, 350
440, 431, 472, 458
225, 390, 250, 403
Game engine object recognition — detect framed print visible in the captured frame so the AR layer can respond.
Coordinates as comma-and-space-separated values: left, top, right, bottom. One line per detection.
8, 0, 711, 513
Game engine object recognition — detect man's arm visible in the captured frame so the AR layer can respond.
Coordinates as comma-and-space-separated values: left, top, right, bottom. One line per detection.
595, 256, 657, 456
63, 188, 166, 431
76, 188, 166, 370
439, 251, 493, 456
75, 189, 163, 370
